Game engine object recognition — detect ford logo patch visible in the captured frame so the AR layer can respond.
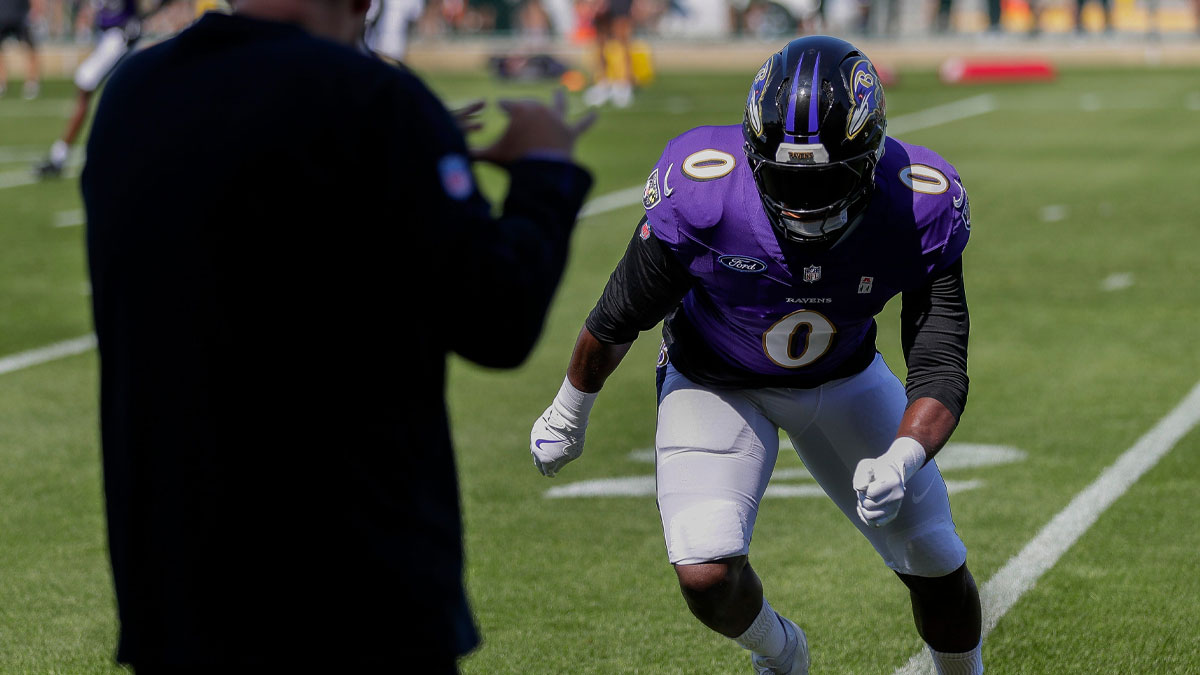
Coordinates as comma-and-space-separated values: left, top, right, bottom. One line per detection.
718, 255, 767, 273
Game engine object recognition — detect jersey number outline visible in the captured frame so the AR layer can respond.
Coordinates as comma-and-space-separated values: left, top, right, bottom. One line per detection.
762, 309, 836, 368
682, 149, 736, 181
898, 164, 950, 195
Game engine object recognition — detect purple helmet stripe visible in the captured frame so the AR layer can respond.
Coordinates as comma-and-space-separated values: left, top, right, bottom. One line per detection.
806, 52, 821, 141
783, 51, 805, 143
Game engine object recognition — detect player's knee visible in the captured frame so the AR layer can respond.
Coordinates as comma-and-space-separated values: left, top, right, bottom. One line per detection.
886, 523, 967, 577
674, 557, 746, 597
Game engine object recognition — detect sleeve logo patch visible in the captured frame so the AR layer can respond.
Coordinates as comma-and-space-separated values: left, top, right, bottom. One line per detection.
643, 168, 662, 210
954, 179, 972, 231
438, 154, 474, 201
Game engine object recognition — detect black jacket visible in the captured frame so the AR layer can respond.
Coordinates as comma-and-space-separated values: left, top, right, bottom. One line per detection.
82, 12, 591, 668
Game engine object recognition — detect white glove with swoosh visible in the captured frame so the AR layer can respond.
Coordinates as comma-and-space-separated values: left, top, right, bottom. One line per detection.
530, 377, 598, 477
853, 437, 927, 528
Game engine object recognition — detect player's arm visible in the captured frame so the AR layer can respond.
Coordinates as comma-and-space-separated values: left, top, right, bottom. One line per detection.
530, 216, 693, 477
896, 255, 969, 454
855, 258, 969, 526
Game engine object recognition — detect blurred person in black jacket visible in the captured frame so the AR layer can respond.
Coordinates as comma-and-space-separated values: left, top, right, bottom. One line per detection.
81, 0, 594, 669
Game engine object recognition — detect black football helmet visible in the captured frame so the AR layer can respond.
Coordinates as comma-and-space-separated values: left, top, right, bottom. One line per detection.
743, 36, 887, 246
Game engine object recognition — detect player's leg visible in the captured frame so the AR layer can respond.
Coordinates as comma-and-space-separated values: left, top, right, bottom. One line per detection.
896, 563, 982, 652
655, 363, 807, 673
22, 20, 40, 99
774, 354, 982, 674
0, 40, 7, 95
607, 7, 634, 107
35, 28, 132, 177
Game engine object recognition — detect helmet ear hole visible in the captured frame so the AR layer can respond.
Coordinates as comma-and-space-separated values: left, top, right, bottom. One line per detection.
741, 36, 887, 246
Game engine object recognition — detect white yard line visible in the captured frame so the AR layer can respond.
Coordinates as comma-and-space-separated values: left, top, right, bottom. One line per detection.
53, 209, 86, 228
887, 94, 997, 136
0, 335, 97, 376
578, 185, 645, 219
577, 94, 998, 221
0, 168, 38, 190
893, 379, 1200, 675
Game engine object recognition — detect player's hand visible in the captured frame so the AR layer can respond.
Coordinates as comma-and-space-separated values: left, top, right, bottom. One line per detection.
451, 99, 486, 135
472, 89, 597, 166
528, 377, 598, 477
853, 437, 927, 528
530, 404, 586, 477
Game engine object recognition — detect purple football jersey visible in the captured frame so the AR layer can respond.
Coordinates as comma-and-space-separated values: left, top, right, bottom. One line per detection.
94, 0, 139, 30
643, 124, 970, 383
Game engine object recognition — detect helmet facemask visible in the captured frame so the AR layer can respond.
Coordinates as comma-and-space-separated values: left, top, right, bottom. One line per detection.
745, 144, 881, 245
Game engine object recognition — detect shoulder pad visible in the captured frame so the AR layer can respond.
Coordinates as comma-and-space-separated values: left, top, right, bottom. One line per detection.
877, 137, 971, 263
642, 125, 746, 246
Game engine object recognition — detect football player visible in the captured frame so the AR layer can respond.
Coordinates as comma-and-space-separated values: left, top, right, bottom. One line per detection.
33, 0, 172, 178
0, 0, 41, 99
530, 36, 982, 675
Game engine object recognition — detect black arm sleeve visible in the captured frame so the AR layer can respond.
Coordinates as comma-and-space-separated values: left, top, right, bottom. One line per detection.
901, 257, 970, 418
585, 216, 694, 345
387, 73, 593, 369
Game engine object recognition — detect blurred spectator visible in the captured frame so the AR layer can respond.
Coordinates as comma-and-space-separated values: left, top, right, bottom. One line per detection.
1029, 0, 1111, 35
365, 0, 424, 60
0, 0, 40, 98
933, 0, 1001, 34
517, 0, 550, 42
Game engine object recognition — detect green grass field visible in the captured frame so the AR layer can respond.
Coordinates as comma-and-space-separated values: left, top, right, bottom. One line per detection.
1, 63, 1198, 673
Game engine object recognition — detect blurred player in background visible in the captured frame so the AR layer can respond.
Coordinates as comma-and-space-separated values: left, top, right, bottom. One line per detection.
583, 0, 635, 108
33, 0, 174, 178
364, 0, 423, 62
531, 36, 982, 674
0, 0, 40, 98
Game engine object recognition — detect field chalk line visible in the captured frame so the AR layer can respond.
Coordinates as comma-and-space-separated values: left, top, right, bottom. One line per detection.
894, 378, 1200, 675
577, 94, 997, 220
0, 335, 97, 376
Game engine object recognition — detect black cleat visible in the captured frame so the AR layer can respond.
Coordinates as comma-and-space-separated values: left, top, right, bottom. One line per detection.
32, 158, 63, 179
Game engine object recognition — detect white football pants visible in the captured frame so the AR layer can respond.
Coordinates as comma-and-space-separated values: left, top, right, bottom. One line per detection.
655, 353, 967, 577
75, 28, 134, 93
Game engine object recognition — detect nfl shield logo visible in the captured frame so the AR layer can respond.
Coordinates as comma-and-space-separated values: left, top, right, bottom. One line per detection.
803, 265, 822, 283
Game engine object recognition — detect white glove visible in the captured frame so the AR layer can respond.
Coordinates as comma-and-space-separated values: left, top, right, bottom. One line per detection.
529, 377, 597, 477
853, 437, 927, 528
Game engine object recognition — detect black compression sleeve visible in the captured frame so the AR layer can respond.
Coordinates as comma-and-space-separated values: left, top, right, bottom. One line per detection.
901, 258, 970, 419
585, 216, 694, 345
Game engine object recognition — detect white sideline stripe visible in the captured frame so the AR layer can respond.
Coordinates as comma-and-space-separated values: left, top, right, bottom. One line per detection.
0, 335, 97, 376
574, 95, 997, 222
893, 379, 1200, 675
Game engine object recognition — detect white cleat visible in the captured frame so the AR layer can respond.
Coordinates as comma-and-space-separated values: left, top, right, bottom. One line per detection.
611, 82, 633, 108
751, 617, 809, 675
583, 82, 612, 107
